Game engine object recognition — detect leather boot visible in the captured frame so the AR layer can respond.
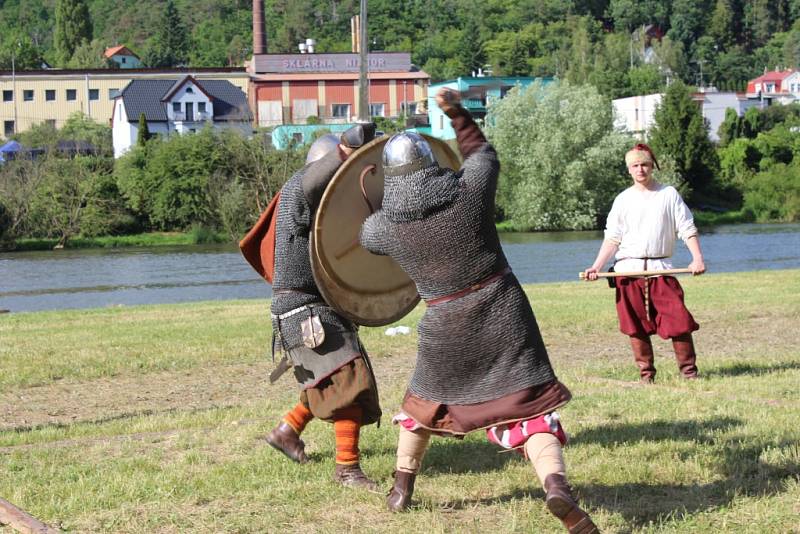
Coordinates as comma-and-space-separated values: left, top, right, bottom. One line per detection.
544, 474, 599, 534
333, 463, 380, 492
387, 470, 416, 512
630, 334, 656, 383
672, 333, 698, 379
265, 422, 308, 464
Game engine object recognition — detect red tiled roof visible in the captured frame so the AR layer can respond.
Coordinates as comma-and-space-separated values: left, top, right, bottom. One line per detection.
104, 45, 139, 59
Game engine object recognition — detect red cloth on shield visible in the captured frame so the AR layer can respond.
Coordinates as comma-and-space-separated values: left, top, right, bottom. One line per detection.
615, 276, 699, 339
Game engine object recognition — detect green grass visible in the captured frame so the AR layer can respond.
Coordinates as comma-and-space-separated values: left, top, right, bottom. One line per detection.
8, 228, 229, 252
1, 271, 799, 533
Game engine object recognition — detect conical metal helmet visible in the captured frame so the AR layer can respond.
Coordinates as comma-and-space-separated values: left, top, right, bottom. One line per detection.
306, 133, 341, 164
382, 131, 437, 176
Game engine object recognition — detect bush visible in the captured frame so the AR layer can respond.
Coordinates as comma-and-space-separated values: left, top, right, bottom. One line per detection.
743, 162, 800, 222
486, 80, 632, 230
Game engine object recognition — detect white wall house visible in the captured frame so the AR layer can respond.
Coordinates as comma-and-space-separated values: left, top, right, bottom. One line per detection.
612, 93, 662, 139
613, 90, 762, 143
103, 46, 142, 69
112, 75, 252, 158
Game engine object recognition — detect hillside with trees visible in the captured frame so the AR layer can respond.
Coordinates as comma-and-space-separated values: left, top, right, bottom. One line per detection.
3, 0, 800, 96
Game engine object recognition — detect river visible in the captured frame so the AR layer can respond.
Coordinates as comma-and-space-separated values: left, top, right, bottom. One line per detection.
2, 223, 799, 313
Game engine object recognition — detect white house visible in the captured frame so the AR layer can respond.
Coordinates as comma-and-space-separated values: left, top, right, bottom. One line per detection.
612, 93, 662, 139
112, 75, 253, 158
613, 90, 762, 143
103, 46, 142, 69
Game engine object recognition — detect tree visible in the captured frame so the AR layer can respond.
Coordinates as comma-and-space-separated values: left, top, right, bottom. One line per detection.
458, 17, 486, 75
66, 39, 108, 68
628, 64, 664, 95
708, 0, 737, 51
0, 32, 44, 70
648, 81, 720, 195
137, 114, 151, 147
668, 0, 714, 50
54, 0, 93, 66
718, 107, 744, 146
142, 0, 188, 67
486, 80, 632, 230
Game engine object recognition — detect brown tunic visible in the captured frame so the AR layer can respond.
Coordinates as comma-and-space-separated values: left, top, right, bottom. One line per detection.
401, 379, 571, 435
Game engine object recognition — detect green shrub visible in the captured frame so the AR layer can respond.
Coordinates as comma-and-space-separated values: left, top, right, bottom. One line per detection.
743, 162, 800, 222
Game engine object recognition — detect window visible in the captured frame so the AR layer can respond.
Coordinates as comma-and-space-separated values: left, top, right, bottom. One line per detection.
186, 87, 194, 93
292, 99, 318, 122
108, 88, 119, 100
45, 119, 56, 128
172, 102, 181, 112
331, 103, 350, 118
46, 90, 56, 101
89, 89, 99, 101
198, 102, 206, 113
66, 89, 76, 101
4, 120, 14, 137
369, 103, 385, 117
2, 90, 12, 102
121, 57, 127, 64
400, 102, 417, 116
23, 90, 34, 102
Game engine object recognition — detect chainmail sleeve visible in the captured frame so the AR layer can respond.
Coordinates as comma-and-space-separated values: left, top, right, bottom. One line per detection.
360, 211, 390, 256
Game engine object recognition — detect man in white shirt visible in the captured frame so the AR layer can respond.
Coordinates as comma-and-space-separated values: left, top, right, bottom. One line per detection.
583, 144, 706, 383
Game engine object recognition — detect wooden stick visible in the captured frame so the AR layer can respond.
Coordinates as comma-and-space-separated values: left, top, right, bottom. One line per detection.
579, 268, 694, 280
0, 498, 60, 534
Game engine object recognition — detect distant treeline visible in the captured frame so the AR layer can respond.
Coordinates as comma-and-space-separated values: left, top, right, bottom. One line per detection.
3, 0, 800, 98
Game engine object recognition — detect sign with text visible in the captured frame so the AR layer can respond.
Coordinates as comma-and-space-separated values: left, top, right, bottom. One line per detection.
253, 53, 412, 74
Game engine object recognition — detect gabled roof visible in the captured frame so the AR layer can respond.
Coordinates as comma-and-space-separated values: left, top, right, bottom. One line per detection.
117, 78, 252, 123
104, 45, 139, 59
750, 69, 795, 84
747, 69, 796, 94
162, 75, 214, 102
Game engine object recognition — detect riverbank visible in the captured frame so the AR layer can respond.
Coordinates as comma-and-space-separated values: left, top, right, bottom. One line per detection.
1, 271, 798, 532
4, 209, 755, 252
5, 227, 230, 252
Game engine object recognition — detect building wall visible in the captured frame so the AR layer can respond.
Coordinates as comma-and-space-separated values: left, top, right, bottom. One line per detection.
111, 55, 142, 69
251, 75, 430, 127
612, 93, 663, 140
112, 99, 134, 158
0, 69, 249, 139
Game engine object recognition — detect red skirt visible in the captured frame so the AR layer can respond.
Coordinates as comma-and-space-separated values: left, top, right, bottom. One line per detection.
615, 276, 699, 339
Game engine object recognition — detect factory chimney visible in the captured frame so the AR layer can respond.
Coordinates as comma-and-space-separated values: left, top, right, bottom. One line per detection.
253, 0, 267, 54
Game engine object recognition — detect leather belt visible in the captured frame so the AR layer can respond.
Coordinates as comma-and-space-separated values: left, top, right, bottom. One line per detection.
425, 266, 512, 306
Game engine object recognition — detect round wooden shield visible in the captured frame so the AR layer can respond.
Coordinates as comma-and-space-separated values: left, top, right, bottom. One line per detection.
311, 134, 461, 326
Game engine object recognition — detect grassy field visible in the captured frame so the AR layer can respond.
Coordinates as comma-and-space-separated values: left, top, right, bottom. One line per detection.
1, 270, 798, 533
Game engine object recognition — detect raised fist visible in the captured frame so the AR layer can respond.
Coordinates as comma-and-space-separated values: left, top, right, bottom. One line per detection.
435, 88, 461, 112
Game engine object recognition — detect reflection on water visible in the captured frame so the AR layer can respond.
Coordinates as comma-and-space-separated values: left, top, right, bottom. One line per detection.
2, 223, 799, 313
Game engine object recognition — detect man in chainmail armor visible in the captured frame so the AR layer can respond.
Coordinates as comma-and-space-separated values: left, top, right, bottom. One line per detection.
265, 124, 382, 491
359, 89, 597, 533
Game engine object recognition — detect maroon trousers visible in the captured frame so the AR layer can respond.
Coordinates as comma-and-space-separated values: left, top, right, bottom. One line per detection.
615, 276, 699, 339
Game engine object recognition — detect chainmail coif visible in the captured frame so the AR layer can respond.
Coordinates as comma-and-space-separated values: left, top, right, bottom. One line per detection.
361, 145, 556, 404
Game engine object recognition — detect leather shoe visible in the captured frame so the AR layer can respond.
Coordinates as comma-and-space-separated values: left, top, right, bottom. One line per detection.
387, 470, 416, 512
544, 474, 598, 533
333, 463, 380, 492
265, 422, 308, 464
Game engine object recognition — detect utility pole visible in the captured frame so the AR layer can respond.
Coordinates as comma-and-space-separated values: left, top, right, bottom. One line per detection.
11, 48, 18, 135
357, 0, 368, 122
